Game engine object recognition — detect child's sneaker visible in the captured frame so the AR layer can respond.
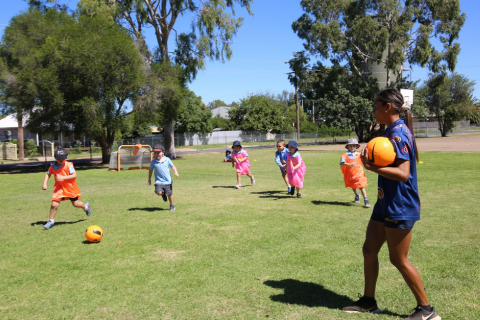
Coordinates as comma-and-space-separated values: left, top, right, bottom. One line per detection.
288, 187, 292, 194
365, 199, 371, 208
162, 193, 168, 202
251, 176, 255, 185
403, 306, 441, 320
297, 193, 302, 198
354, 193, 360, 203
342, 294, 381, 314
85, 202, 92, 216
43, 221, 54, 230
289, 187, 295, 195
169, 205, 175, 212
234, 184, 241, 189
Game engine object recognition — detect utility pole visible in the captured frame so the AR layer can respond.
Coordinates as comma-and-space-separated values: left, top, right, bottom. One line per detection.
296, 87, 300, 140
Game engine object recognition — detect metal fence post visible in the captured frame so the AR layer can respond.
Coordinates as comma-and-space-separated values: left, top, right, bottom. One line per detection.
251, 134, 253, 148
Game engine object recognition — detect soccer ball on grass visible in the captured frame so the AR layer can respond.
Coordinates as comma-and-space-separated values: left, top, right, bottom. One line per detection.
85, 225, 103, 243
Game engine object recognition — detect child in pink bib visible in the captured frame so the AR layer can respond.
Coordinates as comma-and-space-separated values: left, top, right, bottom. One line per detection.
286, 140, 306, 198
231, 140, 255, 189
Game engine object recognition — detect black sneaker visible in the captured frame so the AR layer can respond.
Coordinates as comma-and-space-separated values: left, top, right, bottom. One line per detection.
297, 193, 302, 198
162, 193, 167, 202
403, 306, 441, 320
342, 294, 381, 314
289, 187, 295, 195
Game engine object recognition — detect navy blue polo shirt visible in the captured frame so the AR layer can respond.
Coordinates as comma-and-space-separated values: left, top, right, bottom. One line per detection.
372, 119, 420, 221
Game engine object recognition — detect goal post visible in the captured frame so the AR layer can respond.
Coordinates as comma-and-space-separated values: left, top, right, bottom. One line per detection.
108, 145, 153, 172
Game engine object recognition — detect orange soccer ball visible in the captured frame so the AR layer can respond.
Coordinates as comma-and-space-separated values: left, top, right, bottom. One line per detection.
367, 137, 396, 167
85, 225, 104, 243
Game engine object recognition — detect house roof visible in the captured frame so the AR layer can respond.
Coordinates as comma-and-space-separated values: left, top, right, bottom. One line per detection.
0, 114, 24, 129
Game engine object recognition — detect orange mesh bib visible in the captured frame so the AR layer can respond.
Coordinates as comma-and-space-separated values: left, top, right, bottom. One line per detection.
341, 153, 368, 189
49, 161, 81, 201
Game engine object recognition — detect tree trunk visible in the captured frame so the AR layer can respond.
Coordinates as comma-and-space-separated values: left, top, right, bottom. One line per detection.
17, 111, 24, 160
102, 143, 112, 164
164, 121, 176, 159
98, 130, 114, 164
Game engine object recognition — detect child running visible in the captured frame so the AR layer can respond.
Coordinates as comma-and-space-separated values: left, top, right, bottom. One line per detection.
340, 138, 370, 207
275, 139, 291, 194
231, 140, 255, 189
148, 144, 179, 211
286, 140, 306, 198
224, 150, 232, 162
42, 148, 91, 230
342, 89, 441, 320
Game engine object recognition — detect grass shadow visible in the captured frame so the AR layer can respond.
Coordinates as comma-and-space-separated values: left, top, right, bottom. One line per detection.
311, 200, 355, 207
128, 207, 167, 212
82, 240, 101, 245
251, 190, 292, 200
31, 219, 86, 227
263, 279, 404, 317
212, 185, 252, 189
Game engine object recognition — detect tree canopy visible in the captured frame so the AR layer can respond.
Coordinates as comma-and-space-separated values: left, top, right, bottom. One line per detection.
77, 0, 253, 158
292, 0, 466, 87
228, 95, 284, 133
175, 89, 213, 134
207, 99, 228, 110
415, 73, 476, 137
1, 8, 145, 163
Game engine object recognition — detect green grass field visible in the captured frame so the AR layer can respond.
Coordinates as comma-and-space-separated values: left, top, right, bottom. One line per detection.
1, 148, 479, 319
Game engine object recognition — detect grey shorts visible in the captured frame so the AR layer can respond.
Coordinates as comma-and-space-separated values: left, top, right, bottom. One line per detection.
155, 184, 172, 195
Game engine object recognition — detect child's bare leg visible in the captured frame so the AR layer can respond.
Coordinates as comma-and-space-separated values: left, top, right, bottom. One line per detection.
71, 200, 86, 210
237, 172, 241, 185
246, 173, 253, 179
360, 188, 368, 198
167, 194, 174, 206
296, 187, 302, 194
282, 172, 290, 187
352, 188, 358, 195
49, 201, 60, 220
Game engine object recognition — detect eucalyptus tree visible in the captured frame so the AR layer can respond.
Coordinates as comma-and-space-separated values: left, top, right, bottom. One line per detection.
78, 0, 253, 158
292, 0, 465, 87
416, 73, 476, 137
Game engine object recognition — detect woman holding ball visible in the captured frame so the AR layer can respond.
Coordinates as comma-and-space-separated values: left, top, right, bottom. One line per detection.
342, 89, 441, 320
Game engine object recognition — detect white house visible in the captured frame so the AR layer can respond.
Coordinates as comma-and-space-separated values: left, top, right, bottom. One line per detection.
211, 106, 231, 119
0, 113, 38, 143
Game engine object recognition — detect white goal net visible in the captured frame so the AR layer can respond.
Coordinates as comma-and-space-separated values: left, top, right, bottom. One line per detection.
108, 145, 152, 172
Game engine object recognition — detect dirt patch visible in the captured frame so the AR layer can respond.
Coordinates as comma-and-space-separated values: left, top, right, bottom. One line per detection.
301, 134, 480, 152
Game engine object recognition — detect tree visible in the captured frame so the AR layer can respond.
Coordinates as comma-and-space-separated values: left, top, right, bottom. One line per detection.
175, 89, 213, 134
0, 8, 71, 160
228, 95, 284, 133
79, 0, 253, 158
416, 73, 476, 137
292, 0, 465, 87
282, 104, 307, 133
207, 99, 227, 110
1, 9, 145, 163
211, 114, 232, 130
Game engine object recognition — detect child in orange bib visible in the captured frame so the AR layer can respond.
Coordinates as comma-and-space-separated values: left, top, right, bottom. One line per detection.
41, 148, 91, 230
340, 138, 370, 207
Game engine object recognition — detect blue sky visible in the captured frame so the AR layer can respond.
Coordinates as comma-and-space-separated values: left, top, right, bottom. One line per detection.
1, 0, 479, 106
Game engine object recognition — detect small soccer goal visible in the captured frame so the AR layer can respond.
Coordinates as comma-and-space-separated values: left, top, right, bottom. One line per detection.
108, 144, 153, 172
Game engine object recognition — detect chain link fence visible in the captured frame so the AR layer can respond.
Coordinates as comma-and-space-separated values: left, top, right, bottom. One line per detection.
114, 130, 355, 155
412, 120, 480, 138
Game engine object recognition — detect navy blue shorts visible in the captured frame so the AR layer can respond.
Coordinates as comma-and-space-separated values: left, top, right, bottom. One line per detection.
371, 211, 416, 230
